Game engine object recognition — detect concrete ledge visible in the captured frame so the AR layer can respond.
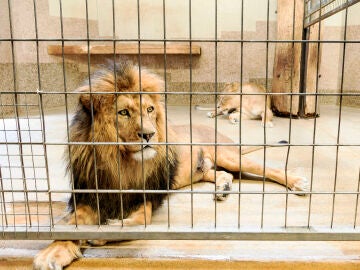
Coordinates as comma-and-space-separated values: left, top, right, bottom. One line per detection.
1, 257, 360, 270
1, 239, 360, 269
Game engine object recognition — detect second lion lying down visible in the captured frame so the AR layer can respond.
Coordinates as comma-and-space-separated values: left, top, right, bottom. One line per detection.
33, 62, 309, 270
200, 82, 274, 127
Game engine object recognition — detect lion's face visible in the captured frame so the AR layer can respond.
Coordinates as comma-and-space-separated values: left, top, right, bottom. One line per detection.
216, 83, 239, 115
75, 62, 166, 162
114, 93, 161, 161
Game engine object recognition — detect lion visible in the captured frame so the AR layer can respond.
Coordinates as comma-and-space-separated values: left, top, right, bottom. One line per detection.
197, 82, 274, 127
33, 62, 309, 269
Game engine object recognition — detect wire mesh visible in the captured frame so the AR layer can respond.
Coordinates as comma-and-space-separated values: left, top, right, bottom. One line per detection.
0, 0, 360, 241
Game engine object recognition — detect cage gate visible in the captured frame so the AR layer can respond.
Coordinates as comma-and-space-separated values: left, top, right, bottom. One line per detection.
1, 0, 360, 244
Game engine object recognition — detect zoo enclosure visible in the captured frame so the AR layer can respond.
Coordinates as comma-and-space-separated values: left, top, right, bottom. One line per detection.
0, 0, 360, 241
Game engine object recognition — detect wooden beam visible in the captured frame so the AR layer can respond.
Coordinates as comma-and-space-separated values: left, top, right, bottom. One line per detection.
272, 0, 304, 116
47, 43, 201, 55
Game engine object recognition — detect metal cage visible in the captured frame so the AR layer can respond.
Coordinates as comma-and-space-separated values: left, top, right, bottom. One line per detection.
1, 0, 360, 242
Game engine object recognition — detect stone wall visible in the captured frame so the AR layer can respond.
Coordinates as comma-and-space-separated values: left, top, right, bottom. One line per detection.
0, 0, 359, 116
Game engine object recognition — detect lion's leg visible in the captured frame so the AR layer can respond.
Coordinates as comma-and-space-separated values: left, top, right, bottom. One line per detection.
92, 202, 153, 246
203, 169, 234, 201
215, 148, 309, 194
33, 205, 98, 270
107, 201, 152, 226
261, 107, 274, 127
207, 108, 225, 118
229, 110, 260, 124
228, 111, 240, 124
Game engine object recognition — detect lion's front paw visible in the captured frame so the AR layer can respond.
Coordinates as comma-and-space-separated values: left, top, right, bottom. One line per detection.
229, 118, 239, 125
228, 114, 240, 125
207, 111, 216, 118
214, 172, 233, 201
290, 177, 310, 196
33, 241, 81, 270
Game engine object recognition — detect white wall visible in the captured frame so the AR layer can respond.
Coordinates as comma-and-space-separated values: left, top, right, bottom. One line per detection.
48, 0, 277, 39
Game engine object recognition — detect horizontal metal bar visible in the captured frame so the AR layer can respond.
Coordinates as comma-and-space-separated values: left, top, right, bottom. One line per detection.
0, 129, 43, 132
0, 141, 359, 147
0, 166, 46, 170
0, 117, 41, 120
0, 154, 45, 157
0, 178, 48, 182
0, 213, 51, 216
0, 38, 359, 43
1, 91, 359, 96
2, 189, 360, 196
0, 104, 40, 108
1, 225, 360, 241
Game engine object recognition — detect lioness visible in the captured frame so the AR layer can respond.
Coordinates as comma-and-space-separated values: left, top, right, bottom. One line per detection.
201, 82, 274, 127
33, 62, 308, 269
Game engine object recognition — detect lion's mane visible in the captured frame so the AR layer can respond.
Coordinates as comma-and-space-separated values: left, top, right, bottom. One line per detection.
67, 62, 178, 223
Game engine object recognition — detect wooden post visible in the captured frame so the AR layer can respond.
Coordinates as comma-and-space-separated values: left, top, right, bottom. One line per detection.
303, 23, 320, 116
272, 0, 304, 116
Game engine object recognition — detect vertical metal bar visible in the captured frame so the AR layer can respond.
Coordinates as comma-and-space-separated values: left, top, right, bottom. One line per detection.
0, 165, 6, 233
162, 0, 171, 229
284, 0, 297, 228
331, 4, 348, 229
23, 93, 39, 229
0, 165, 7, 230
260, 0, 270, 229
307, 0, 323, 229
354, 169, 360, 228
112, 0, 125, 227
299, 1, 308, 119
7, 0, 32, 231
237, 0, 244, 229
0, 96, 14, 230
214, 0, 218, 228
188, 0, 194, 228
33, 0, 51, 231
0, 94, 9, 228
136, 0, 147, 227
85, 0, 101, 226
59, 0, 78, 227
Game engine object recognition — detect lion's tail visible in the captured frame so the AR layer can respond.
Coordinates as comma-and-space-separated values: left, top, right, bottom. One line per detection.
194, 105, 214, 111
240, 140, 288, 155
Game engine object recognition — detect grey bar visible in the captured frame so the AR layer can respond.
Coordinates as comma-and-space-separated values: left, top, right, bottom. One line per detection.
2, 225, 360, 241
304, 0, 360, 28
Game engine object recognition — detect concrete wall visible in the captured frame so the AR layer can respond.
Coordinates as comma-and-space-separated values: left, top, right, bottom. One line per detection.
0, 0, 359, 116
318, 8, 360, 106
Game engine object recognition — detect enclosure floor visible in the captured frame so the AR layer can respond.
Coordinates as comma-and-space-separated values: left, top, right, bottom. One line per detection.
1, 104, 360, 268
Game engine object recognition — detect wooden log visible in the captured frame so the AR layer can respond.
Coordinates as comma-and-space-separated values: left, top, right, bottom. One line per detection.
47, 43, 201, 55
272, 0, 304, 116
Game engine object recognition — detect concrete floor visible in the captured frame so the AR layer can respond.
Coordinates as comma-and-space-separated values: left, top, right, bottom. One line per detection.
1, 104, 360, 268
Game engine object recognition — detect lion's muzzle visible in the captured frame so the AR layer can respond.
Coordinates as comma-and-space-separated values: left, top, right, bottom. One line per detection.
137, 131, 155, 142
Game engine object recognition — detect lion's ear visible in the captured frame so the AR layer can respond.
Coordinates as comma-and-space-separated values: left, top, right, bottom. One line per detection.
77, 85, 115, 113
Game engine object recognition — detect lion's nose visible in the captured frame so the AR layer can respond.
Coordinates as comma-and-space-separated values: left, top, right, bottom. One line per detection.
138, 132, 155, 142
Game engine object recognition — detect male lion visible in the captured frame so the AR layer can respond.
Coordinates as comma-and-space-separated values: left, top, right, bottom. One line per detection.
199, 82, 274, 127
33, 62, 308, 269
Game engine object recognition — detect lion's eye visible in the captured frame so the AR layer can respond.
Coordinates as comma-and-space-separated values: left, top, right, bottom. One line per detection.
118, 109, 130, 116
147, 106, 154, 113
